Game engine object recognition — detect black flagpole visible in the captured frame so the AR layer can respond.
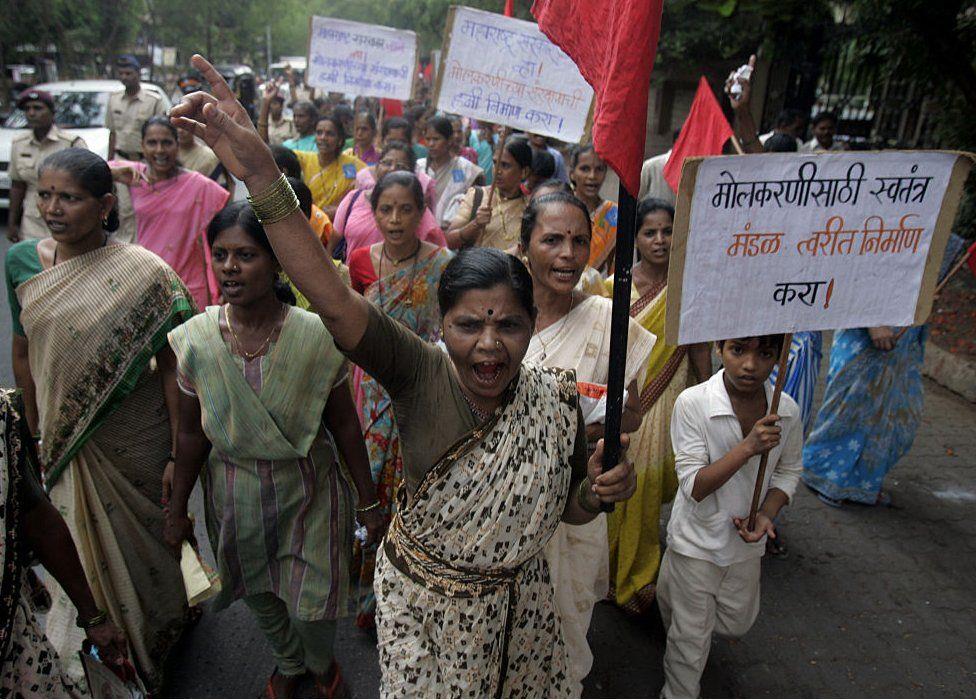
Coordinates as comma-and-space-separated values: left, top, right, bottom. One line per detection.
600, 181, 638, 513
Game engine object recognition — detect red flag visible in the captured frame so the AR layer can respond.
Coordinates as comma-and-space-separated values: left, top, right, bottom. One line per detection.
504, 0, 514, 16
662, 77, 734, 192
532, 0, 663, 195
967, 239, 976, 277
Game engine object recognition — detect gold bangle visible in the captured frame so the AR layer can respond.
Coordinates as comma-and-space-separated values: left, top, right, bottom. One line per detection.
577, 477, 602, 515
246, 173, 300, 225
356, 500, 381, 515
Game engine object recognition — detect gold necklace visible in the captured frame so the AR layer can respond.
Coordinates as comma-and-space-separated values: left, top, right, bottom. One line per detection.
227, 305, 281, 361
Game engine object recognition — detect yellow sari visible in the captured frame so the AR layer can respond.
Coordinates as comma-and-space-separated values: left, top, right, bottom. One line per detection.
605, 278, 685, 616
295, 151, 366, 210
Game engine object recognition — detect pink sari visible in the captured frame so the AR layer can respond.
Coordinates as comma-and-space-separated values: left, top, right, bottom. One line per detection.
114, 161, 230, 310
334, 187, 446, 258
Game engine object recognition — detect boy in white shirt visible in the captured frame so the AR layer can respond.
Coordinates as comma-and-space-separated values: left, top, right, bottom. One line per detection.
659, 335, 803, 698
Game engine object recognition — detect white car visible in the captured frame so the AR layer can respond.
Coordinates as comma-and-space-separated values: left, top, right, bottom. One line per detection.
0, 80, 171, 208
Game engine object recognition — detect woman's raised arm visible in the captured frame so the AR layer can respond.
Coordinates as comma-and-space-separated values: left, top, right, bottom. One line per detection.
170, 55, 369, 350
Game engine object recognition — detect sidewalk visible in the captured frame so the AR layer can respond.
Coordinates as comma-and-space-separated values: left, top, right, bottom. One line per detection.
924, 269, 976, 402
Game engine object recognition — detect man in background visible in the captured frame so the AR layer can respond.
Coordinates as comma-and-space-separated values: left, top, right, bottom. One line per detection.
106, 54, 167, 160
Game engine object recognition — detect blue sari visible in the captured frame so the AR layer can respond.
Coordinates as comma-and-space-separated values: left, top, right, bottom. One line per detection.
802, 326, 927, 504
770, 331, 823, 435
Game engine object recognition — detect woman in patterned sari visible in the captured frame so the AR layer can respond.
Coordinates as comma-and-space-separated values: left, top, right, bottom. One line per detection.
604, 198, 712, 617
4, 148, 194, 692
570, 145, 618, 276
169, 59, 635, 697
802, 325, 926, 507
165, 201, 382, 698
1, 390, 127, 697
346, 171, 452, 629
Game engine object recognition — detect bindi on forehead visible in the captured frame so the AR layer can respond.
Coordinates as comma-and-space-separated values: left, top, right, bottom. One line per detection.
487, 308, 493, 316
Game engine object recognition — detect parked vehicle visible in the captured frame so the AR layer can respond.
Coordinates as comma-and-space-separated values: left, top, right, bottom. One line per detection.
0, 80, 171, 208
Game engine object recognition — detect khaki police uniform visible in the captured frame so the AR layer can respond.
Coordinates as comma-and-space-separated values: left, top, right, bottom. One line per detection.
9, 125, 87, 238
105, 88, 167, 159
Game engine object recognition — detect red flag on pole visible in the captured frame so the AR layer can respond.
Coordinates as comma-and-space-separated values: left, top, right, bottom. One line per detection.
532, 0, 663, 194
663, 76, 734, 192
504, 0, 514, 16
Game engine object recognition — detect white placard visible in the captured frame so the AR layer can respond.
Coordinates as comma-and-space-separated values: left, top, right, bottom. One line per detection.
666, 151, 969, 345
436, 6, 594, 142
307, 17, 417, 100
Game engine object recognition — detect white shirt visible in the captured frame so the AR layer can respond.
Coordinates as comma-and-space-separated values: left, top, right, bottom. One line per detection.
801, 137, 846, 153
638, 150, 675, 205
667, 369, 803, 567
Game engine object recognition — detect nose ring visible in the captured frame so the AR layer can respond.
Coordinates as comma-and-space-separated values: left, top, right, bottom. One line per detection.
495, 341, 502, 348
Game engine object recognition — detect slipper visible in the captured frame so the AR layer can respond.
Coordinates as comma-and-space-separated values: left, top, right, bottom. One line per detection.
265, 668, 301, 699
765, 535, 788, 558
816, 492, 843, 508
313, 662, 348, 699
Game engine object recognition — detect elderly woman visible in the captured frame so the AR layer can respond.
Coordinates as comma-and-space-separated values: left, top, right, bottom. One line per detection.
172, 55, 636, 698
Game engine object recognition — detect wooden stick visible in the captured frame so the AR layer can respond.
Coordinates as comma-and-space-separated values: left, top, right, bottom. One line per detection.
894, 246, 973, 341
730, 134, 745, 155
484, 127, 510, 209
746, 332, 793, 531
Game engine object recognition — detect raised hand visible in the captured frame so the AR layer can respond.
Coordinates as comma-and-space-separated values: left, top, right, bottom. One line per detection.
169, 55, 277, 184
725, 53, 756, 112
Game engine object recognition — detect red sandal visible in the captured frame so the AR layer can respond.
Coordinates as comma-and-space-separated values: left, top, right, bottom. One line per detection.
313, 662, 347, 699
264, 668, 300, 699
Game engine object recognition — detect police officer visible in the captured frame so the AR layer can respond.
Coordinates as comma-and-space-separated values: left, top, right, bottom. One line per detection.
7, 89, 87, 242
106, 55, 167, 160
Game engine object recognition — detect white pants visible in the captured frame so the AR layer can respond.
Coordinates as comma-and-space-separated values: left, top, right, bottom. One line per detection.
657, 549, 761, 698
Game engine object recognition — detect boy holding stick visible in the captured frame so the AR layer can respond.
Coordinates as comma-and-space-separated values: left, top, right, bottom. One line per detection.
659, 335, 803, 698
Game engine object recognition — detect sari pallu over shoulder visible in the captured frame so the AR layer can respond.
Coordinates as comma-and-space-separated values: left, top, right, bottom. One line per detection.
376, 365, 580, 698
17, 244, 194, 486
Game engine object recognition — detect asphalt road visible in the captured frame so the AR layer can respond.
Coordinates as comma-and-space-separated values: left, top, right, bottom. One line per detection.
4, 218, 975, 697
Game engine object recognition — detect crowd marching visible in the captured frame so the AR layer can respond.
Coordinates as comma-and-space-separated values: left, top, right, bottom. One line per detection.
0, 49, 944, 700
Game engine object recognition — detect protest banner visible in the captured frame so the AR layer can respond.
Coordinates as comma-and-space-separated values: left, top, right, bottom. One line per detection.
306, 16, 417, 100
665, 151, 973, 346
434, 6, 594, 142
664, 150, 973, 529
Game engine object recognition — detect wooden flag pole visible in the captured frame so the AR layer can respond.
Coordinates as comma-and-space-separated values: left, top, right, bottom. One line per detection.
600, 182, 639, 513
746, 332, 793, 531
893, 245, 973, 341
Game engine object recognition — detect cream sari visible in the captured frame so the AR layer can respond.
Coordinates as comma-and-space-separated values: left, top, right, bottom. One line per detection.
18, 244, 195, 692
525, 295, 656, 693
375, 365, 579, 698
